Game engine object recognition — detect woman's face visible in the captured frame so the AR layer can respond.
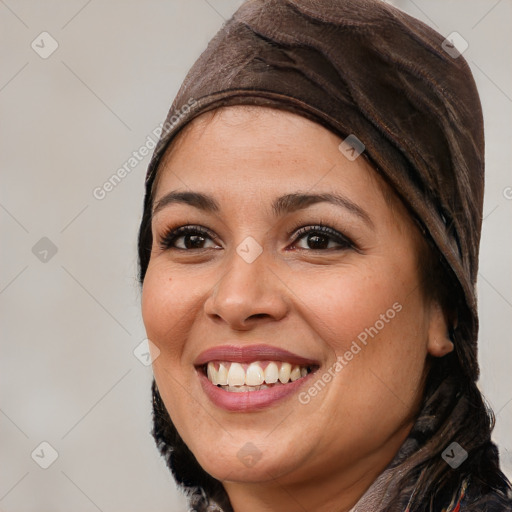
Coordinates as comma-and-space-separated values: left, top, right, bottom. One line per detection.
141, 106, 451, 502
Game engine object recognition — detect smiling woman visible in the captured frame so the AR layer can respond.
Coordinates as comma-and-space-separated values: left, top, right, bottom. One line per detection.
136, 1, 512, 511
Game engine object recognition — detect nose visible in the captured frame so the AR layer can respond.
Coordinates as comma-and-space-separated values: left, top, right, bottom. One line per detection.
203, 244, 289, 331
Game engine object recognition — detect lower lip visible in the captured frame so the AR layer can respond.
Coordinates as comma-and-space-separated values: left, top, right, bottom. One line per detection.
198, 370, 314, 412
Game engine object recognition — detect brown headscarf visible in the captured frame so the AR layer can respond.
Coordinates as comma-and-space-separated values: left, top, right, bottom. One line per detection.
138, 0, 512, 510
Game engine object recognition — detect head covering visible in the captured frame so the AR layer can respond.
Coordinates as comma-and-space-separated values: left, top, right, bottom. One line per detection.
139, 1, 512, 510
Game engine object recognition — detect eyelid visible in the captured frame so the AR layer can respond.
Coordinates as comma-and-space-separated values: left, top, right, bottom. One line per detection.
286, 217, 357, 243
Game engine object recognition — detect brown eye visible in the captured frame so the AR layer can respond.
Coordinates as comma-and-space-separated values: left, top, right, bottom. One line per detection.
292, 225, 353, 251
159, 225, 220, 251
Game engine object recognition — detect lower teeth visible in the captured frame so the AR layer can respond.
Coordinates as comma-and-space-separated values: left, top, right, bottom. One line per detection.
219, 383, 276, 392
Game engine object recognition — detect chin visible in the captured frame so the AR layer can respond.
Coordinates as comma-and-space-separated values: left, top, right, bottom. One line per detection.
192, 439, 300, 484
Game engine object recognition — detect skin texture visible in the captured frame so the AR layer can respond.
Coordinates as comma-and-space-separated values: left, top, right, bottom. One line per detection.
141, 106, 454, 512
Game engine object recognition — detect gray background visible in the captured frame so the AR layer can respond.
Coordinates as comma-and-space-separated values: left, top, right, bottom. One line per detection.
1, 1, 511, 510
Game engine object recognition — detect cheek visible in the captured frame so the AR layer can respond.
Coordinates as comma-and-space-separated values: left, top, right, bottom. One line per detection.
294, 259, 428, 419
141, 263, 194, 361
290, 262, 410, 354
141, 264, 207, 428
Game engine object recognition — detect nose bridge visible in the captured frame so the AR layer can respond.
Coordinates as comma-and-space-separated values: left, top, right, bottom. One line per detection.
204, 237, 288, 328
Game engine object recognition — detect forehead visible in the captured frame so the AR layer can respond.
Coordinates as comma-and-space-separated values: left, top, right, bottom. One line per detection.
153, 106, 383, 202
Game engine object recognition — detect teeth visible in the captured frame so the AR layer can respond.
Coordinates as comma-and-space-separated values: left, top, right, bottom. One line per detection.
217, 363, 228, 385
205, 361, 311, 387
207, 363, 216, 383
227, 362, 245, 386
279, 362, 292, 384
246, 362, 264, 386
227, 384, 270, 392
290, 366, 301, 381
264, 362, 279, 383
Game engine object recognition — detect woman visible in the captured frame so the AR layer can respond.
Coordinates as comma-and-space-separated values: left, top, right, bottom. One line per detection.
137, 0, 512, 510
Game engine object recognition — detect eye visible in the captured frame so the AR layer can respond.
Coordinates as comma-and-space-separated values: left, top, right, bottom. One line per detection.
158, 225, 221, 251
158, 222, 355, 252
290, 223, 354, 251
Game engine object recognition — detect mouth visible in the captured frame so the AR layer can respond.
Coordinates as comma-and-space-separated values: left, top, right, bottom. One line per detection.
194, 344, 320, 411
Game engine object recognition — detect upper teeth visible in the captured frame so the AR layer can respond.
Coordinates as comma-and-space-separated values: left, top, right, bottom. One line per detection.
206, 361, 309, 386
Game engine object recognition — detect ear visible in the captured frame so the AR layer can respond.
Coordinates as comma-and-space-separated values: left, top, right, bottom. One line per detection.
427, 300, 454, 357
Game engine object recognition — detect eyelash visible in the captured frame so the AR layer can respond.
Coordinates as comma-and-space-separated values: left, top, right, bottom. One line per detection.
158, 221, 355, 252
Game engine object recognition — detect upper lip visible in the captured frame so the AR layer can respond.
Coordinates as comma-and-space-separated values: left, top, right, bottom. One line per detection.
194, 344, 320, 367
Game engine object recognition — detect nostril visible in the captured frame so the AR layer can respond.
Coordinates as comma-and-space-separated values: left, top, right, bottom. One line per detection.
249, 313, 270, 320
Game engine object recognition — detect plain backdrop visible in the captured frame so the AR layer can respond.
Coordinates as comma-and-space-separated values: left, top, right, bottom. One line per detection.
1, 1, 511, 511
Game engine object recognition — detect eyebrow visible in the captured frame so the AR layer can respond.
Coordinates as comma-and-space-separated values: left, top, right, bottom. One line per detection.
152, 190, 373, 228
